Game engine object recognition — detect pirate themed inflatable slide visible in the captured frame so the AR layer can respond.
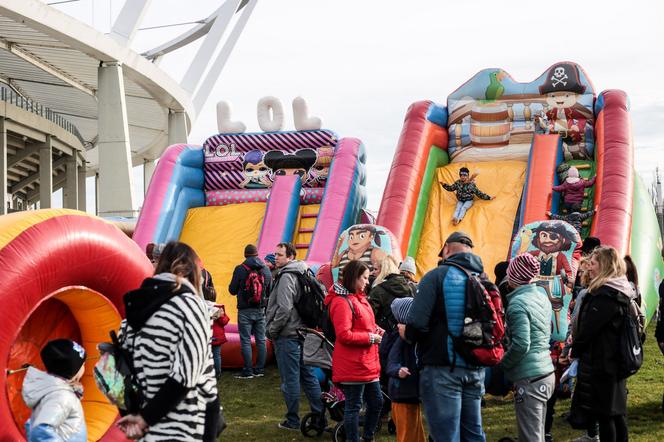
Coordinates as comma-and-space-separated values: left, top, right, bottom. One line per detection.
133, 97, 367, 367
377, 62, 664, 341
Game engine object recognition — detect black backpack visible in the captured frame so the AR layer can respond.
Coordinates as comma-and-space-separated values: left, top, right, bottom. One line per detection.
616, 299, 644, 379
278, 268, 327, 328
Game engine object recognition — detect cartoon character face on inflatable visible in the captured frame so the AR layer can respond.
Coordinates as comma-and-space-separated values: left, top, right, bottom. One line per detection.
241, 150, 272, 189
310, 146, 334, 187
264, 148, 317, 184
331, 224, 400, 282
512, 220, 581, 342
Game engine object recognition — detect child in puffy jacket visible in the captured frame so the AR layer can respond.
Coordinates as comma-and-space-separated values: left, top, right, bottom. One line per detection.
441, 167, 494, 225
22, 339, 87, 441
386, 298, 426, 442
211, 304, 230, 379
552, 166, 596, 212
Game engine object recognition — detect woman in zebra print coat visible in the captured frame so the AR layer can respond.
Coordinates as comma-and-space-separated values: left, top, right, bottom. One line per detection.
116, 242, 220, 441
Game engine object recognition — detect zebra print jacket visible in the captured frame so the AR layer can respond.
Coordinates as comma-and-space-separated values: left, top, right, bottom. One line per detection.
120, 273, 218, 441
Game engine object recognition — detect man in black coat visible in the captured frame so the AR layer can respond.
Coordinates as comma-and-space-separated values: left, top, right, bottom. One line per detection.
229, 244, 272, 379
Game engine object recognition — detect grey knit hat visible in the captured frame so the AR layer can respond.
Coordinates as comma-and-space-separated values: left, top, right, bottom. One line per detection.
391, 297, 414, 324
399, 257, 416, 275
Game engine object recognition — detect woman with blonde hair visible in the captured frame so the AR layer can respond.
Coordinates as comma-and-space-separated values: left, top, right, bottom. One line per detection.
570, 246, 634, 442
369, 255, 414, 332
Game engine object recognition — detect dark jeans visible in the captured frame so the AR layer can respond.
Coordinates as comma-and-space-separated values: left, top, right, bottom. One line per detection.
341, 381, 383, 442
238, 308, 266, 375
273, 337, 323, 426
212, 345, 222, 378
545, 392, 556, 434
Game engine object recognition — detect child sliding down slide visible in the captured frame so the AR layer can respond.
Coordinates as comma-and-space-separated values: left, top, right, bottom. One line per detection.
441, 167, 495, 225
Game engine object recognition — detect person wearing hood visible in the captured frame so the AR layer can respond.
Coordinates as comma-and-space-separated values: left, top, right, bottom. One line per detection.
116, 241, 220, 441
552, 167, 596, 212
570, 246, 633, 442
23, 339, 87, 441
326, 259, 383, 442
400, 231, 487, 441
229, 244, 272, 379
501, 254, 555, 442
265, 242, 323, 432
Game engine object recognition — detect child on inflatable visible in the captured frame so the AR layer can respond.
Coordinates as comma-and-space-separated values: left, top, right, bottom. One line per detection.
441, 167, 494, 225
22, 339, 87, 441
552, 166, 596, 212
546, 207, 596, 234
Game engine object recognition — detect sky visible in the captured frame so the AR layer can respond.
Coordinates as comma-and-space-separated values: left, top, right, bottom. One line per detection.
50, 0, 664, 213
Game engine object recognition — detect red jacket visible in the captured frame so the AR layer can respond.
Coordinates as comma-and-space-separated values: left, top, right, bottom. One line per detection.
212, 304, 230, 346
552, 177, 595, 206
325, 285, 381, 383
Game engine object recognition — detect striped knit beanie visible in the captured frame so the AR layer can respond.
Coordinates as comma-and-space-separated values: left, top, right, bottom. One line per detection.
391, 297, 413, 324
507, 253, 540, 286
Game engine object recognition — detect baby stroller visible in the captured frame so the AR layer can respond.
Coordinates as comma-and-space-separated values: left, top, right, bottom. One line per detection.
298, 328, 390, 441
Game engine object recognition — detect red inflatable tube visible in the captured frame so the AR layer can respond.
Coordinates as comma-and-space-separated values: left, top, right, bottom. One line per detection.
377, 101, 448, 255
0, 210, 152, 441
520, 134, 562, 225
591, 90, 634, 255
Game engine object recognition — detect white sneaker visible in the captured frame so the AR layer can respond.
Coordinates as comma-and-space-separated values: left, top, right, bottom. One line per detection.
572, 435, 599, 442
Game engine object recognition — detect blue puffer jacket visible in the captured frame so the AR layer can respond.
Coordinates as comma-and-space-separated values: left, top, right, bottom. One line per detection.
404, 252, 484, 368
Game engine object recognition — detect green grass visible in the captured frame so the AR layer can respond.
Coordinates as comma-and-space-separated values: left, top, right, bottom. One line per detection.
219, 330, 664, 441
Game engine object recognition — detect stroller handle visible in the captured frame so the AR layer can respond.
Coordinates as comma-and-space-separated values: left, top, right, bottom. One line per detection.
296, 327, 334, 347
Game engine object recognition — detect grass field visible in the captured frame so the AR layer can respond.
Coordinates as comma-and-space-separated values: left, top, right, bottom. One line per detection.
219, 328, 664, 441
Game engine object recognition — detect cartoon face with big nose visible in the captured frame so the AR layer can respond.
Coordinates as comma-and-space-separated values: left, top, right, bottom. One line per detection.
537, 230, 564, 254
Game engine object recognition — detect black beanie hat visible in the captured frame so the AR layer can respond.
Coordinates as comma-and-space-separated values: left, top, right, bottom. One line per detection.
41, 339, 86, 380
244, 244, 258, 257
459, 167, 470, 175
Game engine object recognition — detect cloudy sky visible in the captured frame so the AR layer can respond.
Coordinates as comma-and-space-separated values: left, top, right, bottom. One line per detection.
53, 0, 664, 212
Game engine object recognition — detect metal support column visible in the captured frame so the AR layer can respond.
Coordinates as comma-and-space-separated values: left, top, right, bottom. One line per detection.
63, 153, 78, 209
0, 117, 7, 214
143, 159, 156, 194
97, 62, 136, 217
168, 110, 188, 146
39, 135, 52, 209
78, 166, 87, 212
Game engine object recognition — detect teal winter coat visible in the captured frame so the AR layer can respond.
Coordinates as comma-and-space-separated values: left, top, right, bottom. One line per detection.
501, 283, 554, 382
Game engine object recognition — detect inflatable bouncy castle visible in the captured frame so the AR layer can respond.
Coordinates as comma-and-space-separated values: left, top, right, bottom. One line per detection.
0, 209, 153, 440
377, 62, 664, 339
133, 98, 367, 367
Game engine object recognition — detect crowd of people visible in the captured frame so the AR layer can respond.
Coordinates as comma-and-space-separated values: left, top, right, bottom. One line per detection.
20, 228, 664, 442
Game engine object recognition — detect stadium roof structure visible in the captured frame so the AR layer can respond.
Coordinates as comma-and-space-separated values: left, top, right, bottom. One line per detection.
0, 0, 256, 216
0, 0, 195, 171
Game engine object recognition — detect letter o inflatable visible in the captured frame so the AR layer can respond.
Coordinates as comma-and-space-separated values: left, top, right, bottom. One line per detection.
257, 96, 285, 132
0, 209, 153, 441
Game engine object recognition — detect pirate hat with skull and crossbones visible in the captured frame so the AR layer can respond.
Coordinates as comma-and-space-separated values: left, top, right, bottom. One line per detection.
539, 62, 586, 95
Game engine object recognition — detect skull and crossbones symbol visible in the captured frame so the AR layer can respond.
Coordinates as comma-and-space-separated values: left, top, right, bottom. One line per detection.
551, 67, 568, 87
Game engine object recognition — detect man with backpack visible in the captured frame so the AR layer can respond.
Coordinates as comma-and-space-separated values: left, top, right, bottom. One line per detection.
265, 242, 324, 431
399, 231, 489, 441
229, 244, 272, 379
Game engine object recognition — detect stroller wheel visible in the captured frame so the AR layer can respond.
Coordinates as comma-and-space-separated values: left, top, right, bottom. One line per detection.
332, 422, 346, 442
387, 418, 396, 435
301, 412, 325, 437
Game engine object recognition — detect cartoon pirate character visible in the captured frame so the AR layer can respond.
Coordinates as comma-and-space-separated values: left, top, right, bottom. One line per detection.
263, 148, 317, 185
535, 63, 590, 158
528, 222, 576, 332
310, 146, 334, 187
332, 225, 388, 280
240, 150, 272, 189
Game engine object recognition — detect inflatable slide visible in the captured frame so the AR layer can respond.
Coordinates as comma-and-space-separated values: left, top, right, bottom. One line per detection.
133, 109, 367, 367
377, 62, 664, 335
0, 209, 153, 441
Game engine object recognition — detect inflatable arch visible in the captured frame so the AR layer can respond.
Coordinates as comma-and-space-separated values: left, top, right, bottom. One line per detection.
0, 209, 152, 440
